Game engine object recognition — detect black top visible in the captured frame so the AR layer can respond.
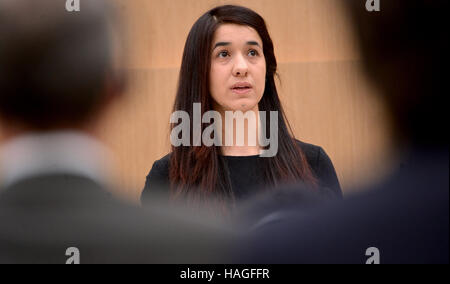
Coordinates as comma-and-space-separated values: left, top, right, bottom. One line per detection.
141, 140, 342, 204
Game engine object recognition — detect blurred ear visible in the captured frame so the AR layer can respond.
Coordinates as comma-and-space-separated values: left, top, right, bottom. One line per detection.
113, 69, 128, 99
103, 69, 128, 105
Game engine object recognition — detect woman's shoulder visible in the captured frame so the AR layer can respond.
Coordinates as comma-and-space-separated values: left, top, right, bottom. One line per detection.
294, 139, 323, 167
153, 153, 172, 168
294, 139, 342, 197
142, 153, 172, 203
293, 139, 335, 179
146, 153, 172, 178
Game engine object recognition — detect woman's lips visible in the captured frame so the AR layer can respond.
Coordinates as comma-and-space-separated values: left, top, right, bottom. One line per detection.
230, 82, 252, 95
231, 86, 252, 95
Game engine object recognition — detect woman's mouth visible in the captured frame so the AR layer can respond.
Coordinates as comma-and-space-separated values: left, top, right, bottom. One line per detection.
231, 82, 253, 94
231, 86, 252, 94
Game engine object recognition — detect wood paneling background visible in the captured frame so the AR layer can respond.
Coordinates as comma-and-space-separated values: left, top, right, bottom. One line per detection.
0, 0, 394, 203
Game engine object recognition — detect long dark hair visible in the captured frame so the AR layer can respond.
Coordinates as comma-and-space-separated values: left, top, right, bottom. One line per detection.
170, 5, 317, 211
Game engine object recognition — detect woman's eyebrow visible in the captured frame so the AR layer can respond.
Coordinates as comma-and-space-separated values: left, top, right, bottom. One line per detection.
213, 42, 231, 50
246, 41, 261, 48
213, 41, 262, 50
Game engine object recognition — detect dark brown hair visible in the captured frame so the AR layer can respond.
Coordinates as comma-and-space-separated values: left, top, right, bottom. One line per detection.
170, 5, 317, 211
0, 0, 123, 130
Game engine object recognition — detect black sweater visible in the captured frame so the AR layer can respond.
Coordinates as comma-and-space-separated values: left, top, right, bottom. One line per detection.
141, 140, 342, 204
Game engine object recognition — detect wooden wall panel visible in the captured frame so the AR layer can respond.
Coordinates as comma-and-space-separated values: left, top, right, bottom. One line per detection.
0, 0, 394, 202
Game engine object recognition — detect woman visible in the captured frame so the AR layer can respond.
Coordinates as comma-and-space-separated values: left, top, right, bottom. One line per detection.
141, 5, 342, 212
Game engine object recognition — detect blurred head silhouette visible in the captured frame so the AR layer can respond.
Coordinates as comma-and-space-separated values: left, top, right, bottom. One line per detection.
0, 0, 125, 134
345, 0, 447, 148
234, 2, 448, 265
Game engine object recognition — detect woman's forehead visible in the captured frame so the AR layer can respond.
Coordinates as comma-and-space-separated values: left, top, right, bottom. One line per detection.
212, 24, 262, 46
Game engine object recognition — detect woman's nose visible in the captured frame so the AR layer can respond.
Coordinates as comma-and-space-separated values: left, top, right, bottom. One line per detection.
233, 54, 248, 77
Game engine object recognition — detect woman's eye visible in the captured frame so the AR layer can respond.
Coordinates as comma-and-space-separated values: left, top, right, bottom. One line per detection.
248, 50, 258, 57
218, 51, 229, 58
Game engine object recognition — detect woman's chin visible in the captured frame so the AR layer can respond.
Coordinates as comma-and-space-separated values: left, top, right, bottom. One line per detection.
227, 101, 259, 113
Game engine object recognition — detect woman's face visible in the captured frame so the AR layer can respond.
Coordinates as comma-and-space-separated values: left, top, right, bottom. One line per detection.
209, 24, 266, 113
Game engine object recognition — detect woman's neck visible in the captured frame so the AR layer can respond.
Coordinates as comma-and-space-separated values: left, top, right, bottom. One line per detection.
217, 105, 262, 157
221, 145, 260, 156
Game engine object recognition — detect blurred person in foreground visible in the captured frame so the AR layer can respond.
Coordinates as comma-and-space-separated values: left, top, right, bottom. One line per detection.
0, 0, 230, 264
236, 0, 448, 264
